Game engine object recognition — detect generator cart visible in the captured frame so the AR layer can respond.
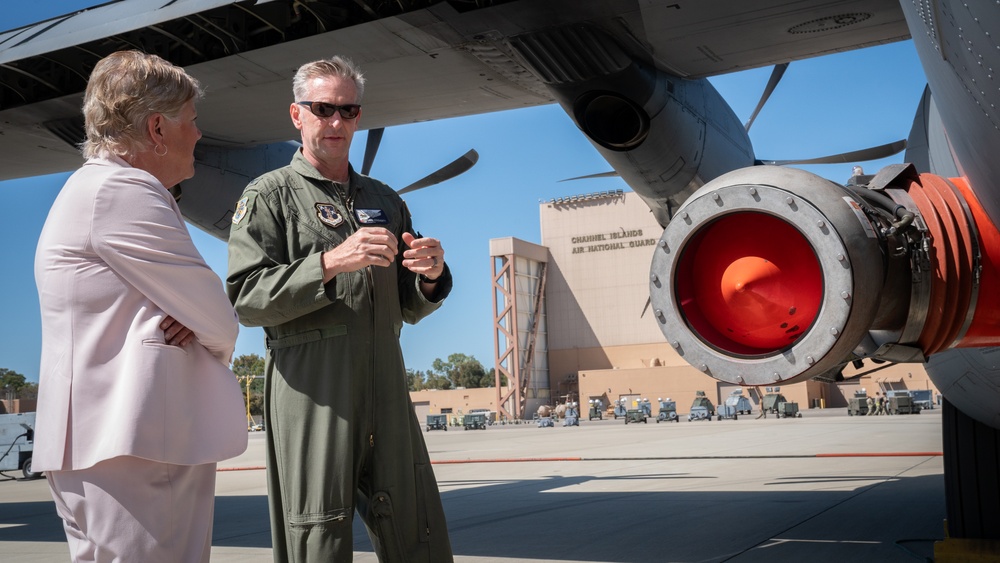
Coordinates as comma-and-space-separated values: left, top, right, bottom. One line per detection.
563, 403, 580, 426
656, 398, 679, 423
716, 404, 739, 420
847, 390, 870, 416
718, 390, 752, 420
535, 414, 555, 428
887, 392, 921, 414
426, 414, 448, 431
775, 401, 802, 418
688, 391, 715, 421
909, 389, 934, 410
588, 399, 604, 421
725, 390, 752, 415
761, 387, 788, 415
613, 399, 628, 419
464, 412, 488, 430
0, 413, 42, 480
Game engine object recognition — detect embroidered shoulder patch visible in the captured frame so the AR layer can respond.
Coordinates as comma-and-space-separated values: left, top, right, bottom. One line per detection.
232, 197, 249, 225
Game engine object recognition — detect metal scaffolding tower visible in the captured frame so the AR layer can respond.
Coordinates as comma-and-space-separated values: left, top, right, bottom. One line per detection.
491, 238, 549, 420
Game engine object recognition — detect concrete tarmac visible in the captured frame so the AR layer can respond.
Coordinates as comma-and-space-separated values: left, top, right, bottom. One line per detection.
0, 407, 944, 562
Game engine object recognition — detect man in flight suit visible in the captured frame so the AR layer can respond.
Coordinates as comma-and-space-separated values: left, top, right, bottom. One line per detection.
227, 56, 454, 562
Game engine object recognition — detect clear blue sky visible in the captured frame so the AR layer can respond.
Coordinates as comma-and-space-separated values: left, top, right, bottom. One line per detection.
0, 2, 928, 382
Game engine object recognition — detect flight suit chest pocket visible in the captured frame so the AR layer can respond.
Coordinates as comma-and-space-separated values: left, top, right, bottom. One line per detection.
350, 197, 401, 236
289, 201, 351, 256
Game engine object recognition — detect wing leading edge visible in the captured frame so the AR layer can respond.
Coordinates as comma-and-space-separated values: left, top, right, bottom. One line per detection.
0, 0, 908, 182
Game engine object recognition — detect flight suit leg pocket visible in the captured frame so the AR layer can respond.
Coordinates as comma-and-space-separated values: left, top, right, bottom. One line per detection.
286, 507, 352, 560
414, 463, 454, 561
414, 464, 433, 543
369, 491, 406, 561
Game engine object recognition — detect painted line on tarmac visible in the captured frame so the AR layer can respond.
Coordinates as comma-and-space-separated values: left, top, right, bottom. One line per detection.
815, 452, 942, 457
433, 452, 944, 464
216, 451, 943, 471
434, 457, 584, 464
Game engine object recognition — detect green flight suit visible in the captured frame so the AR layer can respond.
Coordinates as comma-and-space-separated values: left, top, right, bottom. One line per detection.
227, 150, 454, 562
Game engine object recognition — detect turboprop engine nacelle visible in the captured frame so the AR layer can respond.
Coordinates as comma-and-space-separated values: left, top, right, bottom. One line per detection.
649, 164, 1000, 390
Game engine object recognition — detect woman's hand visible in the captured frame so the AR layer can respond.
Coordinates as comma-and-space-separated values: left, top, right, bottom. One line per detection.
160, 316, 195, 347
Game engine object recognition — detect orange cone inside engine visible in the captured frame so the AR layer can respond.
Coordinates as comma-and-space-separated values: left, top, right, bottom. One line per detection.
676, 212, 823, 354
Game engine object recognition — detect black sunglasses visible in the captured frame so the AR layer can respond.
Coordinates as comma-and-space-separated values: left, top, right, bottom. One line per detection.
296, 101, 361, 120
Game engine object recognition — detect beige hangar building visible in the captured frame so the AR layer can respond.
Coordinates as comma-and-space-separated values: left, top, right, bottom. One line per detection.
410, 190, 939, 422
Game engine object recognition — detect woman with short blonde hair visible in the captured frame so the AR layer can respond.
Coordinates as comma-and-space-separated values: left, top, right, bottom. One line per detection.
34, 50, 247, 563
82, 50, 202, 159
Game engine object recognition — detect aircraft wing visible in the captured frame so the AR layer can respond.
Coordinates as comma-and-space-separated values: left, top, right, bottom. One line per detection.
0, 0, 908, 182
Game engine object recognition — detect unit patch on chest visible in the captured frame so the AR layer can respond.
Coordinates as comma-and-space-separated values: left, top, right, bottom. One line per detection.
316, 203, 345, 228
355, 208, 389, 225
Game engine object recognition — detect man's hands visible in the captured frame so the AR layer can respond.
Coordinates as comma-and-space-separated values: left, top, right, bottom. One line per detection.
402, 232, 445, 281
321, 227, 399, 282
320, 227, 445, 283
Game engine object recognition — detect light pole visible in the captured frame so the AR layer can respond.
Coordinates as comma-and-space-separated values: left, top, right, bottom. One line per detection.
239, 374, 265, 429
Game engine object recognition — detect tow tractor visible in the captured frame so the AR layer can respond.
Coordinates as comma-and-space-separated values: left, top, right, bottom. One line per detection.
625, 398, 652, 424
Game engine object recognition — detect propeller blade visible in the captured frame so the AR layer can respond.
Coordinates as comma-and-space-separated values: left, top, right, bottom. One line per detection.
397, 149, 480, 195
559, 170, 620, 182
745, 62, 789, 132
361, 128, 384, 176
759, 139, 907, 166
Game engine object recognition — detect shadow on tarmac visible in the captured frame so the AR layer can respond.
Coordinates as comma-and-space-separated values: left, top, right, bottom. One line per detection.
0, 470, 942, 562
432, 472, 942, 562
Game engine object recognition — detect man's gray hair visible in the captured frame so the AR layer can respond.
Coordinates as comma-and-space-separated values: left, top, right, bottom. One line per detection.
292, 56, 366, 102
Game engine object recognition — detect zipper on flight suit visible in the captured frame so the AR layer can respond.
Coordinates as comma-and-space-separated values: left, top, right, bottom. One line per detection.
334, 179, 378, 451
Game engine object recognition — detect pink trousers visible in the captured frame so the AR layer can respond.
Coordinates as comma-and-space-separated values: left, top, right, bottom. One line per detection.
47, 456, 217, 563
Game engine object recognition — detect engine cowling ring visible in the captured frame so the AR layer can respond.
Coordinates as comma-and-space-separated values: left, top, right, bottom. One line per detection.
649, 166, 885, 386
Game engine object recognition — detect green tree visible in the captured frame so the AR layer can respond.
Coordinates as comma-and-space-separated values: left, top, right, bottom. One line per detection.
0, 368, 28, 400
489, 367, 508, 388
232, 354, 265, 418
17, 382, 39, 400
232, 354, 265, 379
406, 369, 426, 392
430, 354, 491, 388
423, 371, 452, 390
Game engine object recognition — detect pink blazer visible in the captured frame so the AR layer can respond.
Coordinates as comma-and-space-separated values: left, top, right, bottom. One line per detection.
33, 156, 247, 471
